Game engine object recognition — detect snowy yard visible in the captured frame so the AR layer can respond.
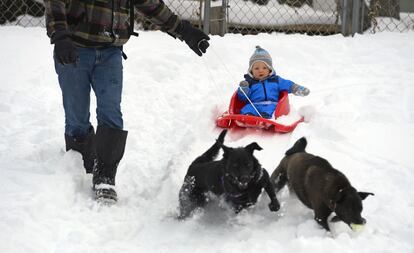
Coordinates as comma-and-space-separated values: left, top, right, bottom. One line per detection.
0, 26, 414, 252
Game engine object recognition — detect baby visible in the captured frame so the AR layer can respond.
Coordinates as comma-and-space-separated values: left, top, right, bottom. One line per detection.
237, 46, 309, 118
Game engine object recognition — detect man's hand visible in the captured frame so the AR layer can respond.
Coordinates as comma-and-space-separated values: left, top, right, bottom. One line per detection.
176, 20, 210, 56
54, 37, 77, 65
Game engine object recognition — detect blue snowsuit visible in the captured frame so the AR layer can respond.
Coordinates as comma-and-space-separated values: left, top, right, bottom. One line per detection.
237, 73, 294, 118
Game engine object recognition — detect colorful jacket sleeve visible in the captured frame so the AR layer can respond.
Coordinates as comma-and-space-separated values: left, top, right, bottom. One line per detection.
133, 0, 181, 34
237, 86, 251, 102
44, 0, 69, 42
277, 76, 295, 93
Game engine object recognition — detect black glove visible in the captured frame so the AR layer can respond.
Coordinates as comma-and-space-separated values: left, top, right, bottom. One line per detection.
54, 37, 78, 65
176, 20, 210, 56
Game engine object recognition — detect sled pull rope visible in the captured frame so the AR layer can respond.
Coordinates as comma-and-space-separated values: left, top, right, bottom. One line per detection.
237, 86, 263, 118
208, 47, 264, 118
200, 55, 227, 108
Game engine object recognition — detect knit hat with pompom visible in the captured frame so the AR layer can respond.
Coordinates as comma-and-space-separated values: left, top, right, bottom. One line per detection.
248, 46, 274, 74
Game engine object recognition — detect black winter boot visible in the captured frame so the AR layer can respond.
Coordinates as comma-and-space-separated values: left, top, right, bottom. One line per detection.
93, 126, 128, 203
65, 126, 97, 174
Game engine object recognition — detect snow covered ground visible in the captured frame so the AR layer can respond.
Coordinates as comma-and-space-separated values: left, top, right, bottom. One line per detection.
1, 26, 414, 253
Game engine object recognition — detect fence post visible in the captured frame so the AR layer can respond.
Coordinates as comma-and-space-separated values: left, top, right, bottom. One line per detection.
203, 0, 211, 35
341, 0, 365, 36
340, 0, 350, 36
220, 0, 228, 36
360, 0, 365, 32
351, 0, 362, 34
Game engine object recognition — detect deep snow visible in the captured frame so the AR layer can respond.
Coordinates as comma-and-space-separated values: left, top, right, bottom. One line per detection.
0, 26, 414, 253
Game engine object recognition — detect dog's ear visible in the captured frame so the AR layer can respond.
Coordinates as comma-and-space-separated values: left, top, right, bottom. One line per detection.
358, 192, 374, 200
245, 142, 262, 154
222, 144, 233, 159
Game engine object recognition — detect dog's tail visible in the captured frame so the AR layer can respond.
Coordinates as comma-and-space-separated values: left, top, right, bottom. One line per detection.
191, 130, 227, 165
285, 137, 307, 156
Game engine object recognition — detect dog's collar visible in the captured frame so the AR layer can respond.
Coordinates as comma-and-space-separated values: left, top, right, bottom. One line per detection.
220, 168, 264, 199
221, 176, 245, 198
221, 168, 263, 197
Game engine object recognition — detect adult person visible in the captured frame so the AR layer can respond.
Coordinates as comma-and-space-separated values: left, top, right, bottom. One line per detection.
44, 0, 210, 202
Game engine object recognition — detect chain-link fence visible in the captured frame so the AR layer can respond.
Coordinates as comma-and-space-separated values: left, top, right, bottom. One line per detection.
1, 0, 413, 35
163, 0, 414, 35
0, 0, 45, 26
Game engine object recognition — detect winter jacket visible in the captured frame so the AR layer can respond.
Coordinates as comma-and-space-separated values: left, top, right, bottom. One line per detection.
237, 73, 294, 118
44, 0, 181, 47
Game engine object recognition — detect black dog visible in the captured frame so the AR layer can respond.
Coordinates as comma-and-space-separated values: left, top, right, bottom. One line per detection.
178, 130, 280, 219
270, 137, 374, 231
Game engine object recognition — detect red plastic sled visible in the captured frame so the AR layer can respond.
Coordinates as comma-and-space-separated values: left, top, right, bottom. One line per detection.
216, 91, 304, 133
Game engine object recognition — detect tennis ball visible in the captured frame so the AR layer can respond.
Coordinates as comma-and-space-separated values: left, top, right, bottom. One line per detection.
350, 223, 364, 232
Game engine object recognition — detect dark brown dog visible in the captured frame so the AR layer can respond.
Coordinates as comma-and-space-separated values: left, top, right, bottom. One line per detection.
270, 137, 373, 231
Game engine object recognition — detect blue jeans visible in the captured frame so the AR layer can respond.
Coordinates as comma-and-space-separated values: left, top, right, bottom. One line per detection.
54, 46, 124, 138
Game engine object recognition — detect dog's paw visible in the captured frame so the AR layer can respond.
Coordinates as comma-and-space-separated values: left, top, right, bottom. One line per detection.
268, 201, 280, 212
